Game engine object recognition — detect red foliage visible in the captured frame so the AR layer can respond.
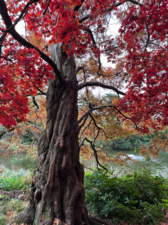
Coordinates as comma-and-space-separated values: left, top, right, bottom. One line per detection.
0, 0, 168, 130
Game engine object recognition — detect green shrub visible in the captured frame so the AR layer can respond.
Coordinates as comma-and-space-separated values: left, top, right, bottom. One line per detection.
0, 168, 32, 191
0, 216, 7, 225
84, 170, 168, 224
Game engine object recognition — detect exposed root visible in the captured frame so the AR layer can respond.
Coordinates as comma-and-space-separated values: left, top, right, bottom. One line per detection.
82, 205, 115, 225
0, 189, 29, 200
89, 216, 115, 225
14, 202, 35, 225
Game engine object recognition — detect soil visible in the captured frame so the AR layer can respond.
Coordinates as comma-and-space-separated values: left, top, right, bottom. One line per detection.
161, 210, 168, 225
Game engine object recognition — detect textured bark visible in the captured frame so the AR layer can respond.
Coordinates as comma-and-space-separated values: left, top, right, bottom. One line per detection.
15, 43, 114, 225
15, 43, 84, 225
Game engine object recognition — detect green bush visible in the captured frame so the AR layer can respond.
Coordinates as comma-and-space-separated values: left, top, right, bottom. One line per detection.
0, 216, 7, 225
84, 170, 168, 224
0, 168, 32, 191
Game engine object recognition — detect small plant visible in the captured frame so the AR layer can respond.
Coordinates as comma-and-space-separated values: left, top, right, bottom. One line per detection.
0, 168, 32, 191
84, 169, 168, 225
0, 216, 7, 225
0, 198, 28, 224
9, 199, 26, 213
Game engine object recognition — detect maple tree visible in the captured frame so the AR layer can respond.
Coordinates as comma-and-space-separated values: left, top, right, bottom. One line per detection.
0, 0, 168, 224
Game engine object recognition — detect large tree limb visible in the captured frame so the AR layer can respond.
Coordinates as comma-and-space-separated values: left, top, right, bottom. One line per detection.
0, 0, 65, 85
78, 82, 125, 96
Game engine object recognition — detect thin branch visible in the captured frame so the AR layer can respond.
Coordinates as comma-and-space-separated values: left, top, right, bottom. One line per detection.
84, 27, 101, 71
143, 24, 150, 57
128, 0, 143, 6
85, 137, 108, 173
3, 0, 40, 34
25, 127, 41, 140
76, 66, 85, 75
89, 113, 108, 140
43, 0, 52, 15
34, 85, 47, 96
79, 118, 92, 138
79, 114, 89, 131
0, 56, 13, 62
78, 108, 93, 124
0, 128, 14, 139
78, 81, 125, 96
32, 96, 39, 109
79, 14, 91, 23
78, 104, 142, 131
26, 120, 44, 132
74, 0, 85, 11
79, 0, 142, 23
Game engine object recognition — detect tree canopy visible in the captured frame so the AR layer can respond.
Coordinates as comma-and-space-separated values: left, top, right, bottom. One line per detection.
0, 0, 167, 131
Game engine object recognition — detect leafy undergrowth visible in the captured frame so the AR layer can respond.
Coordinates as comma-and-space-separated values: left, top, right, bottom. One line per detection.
0, 168, 32, 191
85, 169, 168, 225
1, 167, 168, 224
0, 196, 28, 225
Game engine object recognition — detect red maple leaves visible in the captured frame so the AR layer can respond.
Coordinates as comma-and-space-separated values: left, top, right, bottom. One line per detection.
0, 0, 168, 130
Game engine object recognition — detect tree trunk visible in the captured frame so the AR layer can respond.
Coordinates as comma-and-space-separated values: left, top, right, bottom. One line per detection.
15, 43, 114, 225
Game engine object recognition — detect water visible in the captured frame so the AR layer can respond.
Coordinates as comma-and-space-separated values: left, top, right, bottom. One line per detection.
1, 150, 168, 178
0, 154, 38, 171
82, 150, 168, 178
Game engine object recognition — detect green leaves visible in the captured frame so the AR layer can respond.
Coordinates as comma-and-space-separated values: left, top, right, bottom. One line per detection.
0, 169, 32, 191
84, 170, 168, 224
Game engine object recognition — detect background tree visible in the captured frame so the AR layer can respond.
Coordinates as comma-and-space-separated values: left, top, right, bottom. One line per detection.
0, 0, 168, 225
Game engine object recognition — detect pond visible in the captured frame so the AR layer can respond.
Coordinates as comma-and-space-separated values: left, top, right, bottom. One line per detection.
0, 150, 168, 178
82, 149, 168, 178
0, 154, 38, 171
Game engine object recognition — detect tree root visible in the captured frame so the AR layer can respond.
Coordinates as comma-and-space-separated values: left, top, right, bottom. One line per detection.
82, 205, 115, 225
0, 190, 29, 200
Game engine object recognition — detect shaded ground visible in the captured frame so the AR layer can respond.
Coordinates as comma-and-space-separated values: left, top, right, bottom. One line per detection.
161, 210, 168, 225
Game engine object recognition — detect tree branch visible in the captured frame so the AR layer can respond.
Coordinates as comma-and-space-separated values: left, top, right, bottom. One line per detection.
74, 0, 86, 11
84, 137, 108, 172
3, 0, 40, 34
26, 120, 44, 132
78, 82, 125, 96
79, 114, 89, 131
24, 127, 41, 141
89, 113, 108, 140
76, 66, 85, 75
42, 0, 52, 15
0, 0, 65, 85
34, 86, 47, 96
84, 27, 101, 71
0, 128, 14, 139
78, 104, 142, 131
79, 0, 142, 23
128, 0, 143, 6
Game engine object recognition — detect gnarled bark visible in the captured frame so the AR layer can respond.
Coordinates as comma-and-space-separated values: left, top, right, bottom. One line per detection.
15, 43, 114, 225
